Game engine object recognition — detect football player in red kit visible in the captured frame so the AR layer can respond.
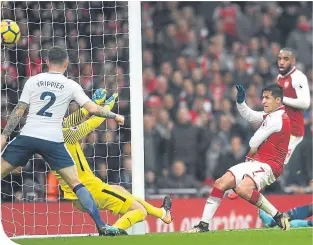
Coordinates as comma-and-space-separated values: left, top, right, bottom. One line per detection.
276, 48, 311, 164
186, 84, 291, 233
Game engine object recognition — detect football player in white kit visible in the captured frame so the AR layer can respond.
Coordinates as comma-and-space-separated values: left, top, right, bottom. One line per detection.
1, 46, 125, 236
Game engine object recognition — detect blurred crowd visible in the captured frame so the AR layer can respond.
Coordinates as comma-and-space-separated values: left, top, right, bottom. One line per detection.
1, 2, 312, 202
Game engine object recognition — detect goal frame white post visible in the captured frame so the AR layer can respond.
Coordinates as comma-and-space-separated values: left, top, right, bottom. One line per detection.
128, 1, 146, 235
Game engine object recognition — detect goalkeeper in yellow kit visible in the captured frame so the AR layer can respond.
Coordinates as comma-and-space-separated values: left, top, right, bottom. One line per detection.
53, 89, 172, 235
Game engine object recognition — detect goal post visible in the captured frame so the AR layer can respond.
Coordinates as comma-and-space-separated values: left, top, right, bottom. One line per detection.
1, 0, 145, 238
128, 1, 145, 235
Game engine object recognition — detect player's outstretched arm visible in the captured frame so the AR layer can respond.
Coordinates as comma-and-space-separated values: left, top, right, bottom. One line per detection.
235, 84, 264, 123
1, 101, 28, 149
63, 94, 118, 144
83, 101, 124, 125
63, 108, 89, 128
283, 75, 311, 110
63, 89, 107, 128
73, 83, 124, 125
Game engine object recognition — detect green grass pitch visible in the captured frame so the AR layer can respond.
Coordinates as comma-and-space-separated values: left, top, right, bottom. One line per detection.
12, 228, 312, 245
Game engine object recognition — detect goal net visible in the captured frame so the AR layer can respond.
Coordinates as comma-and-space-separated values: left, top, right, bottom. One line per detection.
1, 1, 139, 238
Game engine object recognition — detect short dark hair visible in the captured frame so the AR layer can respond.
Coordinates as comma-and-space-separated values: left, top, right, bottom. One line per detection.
280, 47, 296, 59
262, 84, 284, 102
47, 46, 68, 65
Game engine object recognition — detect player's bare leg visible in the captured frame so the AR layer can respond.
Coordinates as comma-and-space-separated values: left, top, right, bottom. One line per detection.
186, 171, 236, 233
1, 158, 17, 179
112, 185, 173, 224
235, 176, 290, 231
57, 166, 122, 236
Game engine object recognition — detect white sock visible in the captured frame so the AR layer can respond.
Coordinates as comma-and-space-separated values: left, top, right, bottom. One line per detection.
256, 194, 278, 217
201, 196, 222, 223
161, 207, 166, 219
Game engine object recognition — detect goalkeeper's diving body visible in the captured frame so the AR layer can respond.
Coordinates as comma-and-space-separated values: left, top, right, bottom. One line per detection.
54, 89, 173, 234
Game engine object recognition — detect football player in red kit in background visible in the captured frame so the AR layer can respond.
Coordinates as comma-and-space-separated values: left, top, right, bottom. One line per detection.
228, 48, 311, 201
276, 48, 311, 164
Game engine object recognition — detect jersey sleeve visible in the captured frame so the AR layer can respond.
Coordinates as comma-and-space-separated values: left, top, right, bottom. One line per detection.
63, 107, 109, 144
283, 73, 311, 110
72, 82, 91, 106
19, 79, 32, 104
63, 108, 89, 128
236, 102, 265, 123
249, 113, 283, 148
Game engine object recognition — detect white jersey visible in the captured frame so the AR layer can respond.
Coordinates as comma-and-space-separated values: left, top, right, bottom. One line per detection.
19, 72, 91, 142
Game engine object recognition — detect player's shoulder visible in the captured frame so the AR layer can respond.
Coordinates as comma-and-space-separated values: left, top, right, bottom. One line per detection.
277, 74, 282, 80
268, 109, 285, 122
67, 79, 82, 89
25, 72, 44, 83
24, 73, 47, 88
291, 69, 307, 81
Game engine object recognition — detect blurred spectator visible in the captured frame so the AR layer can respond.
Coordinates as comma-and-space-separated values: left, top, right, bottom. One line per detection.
143, 114, 158, 173
169, 70, 183, 98
145, 171, 159, 195
168, 107, 206, 176
120, 157, 132, 191
155, 109, 173, 171
232, 56, 251, 88
143, 67, 157, 96
286, 15, 312, 67
25, 43, 42, 77
159, 160, 201, 189
151, 75, 168, 100
213, 135, 247, 179
96, 160, 108, 182
143, 49, 155, 68
158, 23, 181, 63
257, 14, 281, 43
163, 94, 177, 121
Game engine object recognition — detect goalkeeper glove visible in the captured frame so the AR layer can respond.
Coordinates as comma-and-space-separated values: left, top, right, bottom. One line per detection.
92, 88, 107, 105
235, 84, 246, 104
105, 93, 118, 110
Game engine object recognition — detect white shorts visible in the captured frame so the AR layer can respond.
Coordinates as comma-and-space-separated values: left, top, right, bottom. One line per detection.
284, 135, 303, 165
228, 161, 276, 191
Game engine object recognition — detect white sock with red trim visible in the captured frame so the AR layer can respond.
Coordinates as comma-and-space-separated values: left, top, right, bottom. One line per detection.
250, 190, 278, 217
201, 187, 224, 224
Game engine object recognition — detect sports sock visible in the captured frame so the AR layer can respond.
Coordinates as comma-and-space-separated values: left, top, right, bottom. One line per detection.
249, 190, 278, 217
288, 204, 311, 220
113, 209, 146, 230
73, 184, 105, 227
201, 187, 224, 223
290, 220, 311, 228
134, 197, 165, 219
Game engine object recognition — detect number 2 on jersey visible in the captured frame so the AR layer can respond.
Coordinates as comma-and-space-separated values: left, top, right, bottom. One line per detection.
36, 91, 56, 117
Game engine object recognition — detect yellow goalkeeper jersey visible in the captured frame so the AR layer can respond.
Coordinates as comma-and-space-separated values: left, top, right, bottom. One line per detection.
52, 105, 111, 200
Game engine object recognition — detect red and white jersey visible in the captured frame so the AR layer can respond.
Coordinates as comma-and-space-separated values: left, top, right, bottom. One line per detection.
237, 102, 291, 178
277, 67, 311, 137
